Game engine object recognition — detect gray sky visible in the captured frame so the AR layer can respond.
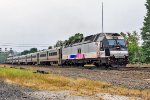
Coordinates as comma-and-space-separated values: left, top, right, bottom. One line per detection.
0, 0, 146, 52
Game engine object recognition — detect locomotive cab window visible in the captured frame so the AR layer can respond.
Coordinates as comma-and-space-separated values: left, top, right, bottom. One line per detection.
78, 48, 81, 54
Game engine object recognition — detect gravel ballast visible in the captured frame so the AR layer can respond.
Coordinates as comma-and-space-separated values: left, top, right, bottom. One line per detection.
1, 65, 148, 100
0, 81, 142, 100
0, 81, 37, 100
22, 65, 150, 90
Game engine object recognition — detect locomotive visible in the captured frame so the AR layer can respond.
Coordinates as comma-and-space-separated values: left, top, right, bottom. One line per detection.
6, 33, 129, 67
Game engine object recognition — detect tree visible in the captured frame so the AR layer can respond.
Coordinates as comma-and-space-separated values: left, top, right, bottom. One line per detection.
21, 50, 29, 55
21, 48, 38, 55
68, 33, 83, 42
141, 0, 150, 63
54, 40, 63, 47
48, 46, 53, 49
120, 32, 140, 63
29, 48, 37, 53
0, 52, 9, 63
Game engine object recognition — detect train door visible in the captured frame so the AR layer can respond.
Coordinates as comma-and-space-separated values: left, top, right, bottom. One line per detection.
96, 42, 100, 57
77, 48, 81, 54
105, 48, 110, 56
100, 40, 110, 57
46, 51, 48, 60
100, 41, 105, 57
37, 53, 40, 65
30, 55, 32, 62
58, 48, 62, 65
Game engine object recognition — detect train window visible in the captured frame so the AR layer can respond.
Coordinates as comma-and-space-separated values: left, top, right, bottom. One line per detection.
40, 54, 46, 57
54, 52, 57, 56
100, 41, 104, 51
117, 40, 126, 46
49, 53, 52, 56
108, 40, 116, 46
27, 56, 31, 59
32, 55, 36, 58
49, 52, 57, 56
78, 48, 81, 54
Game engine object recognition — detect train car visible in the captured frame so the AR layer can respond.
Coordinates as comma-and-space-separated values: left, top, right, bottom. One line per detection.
5, 33, 128, 67
26, 54, 32, 65
10, 57, 13, 64
31, 53, 38, 65
12, 56, 19, 64
6, 58, 9, 64
47, 48, 62, 65
38, 48, 61, 65
38, 50, 48, 65
19, 55, 26, 65
6, 57, 13, 64
62, 33, 128, 67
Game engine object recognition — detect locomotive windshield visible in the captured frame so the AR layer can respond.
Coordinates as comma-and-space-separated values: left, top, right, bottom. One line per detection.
108, 39, 126, 50
108, 39, 125, 46
108, 40, 116, 46
117, 39, 126, 46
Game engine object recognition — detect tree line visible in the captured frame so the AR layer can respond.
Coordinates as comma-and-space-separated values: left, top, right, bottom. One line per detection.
21, 48, 38, 55
121, 0, 150, 64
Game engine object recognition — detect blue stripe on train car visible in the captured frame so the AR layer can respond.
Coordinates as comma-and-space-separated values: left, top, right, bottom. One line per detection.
69, 55, 76, 59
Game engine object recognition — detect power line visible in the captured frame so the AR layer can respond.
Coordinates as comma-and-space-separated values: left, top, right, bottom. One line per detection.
0, 42, 51, 48
0, 42, 50, 46
0, 45, 48, 47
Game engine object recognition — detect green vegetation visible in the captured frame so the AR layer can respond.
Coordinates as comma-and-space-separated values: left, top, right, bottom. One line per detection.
54, 40, 64, 48
120, 32, 142, 63
0, 52, 9, 63
48, 46, 53, 49
53, 33, 84, 48
21, 48, 38, 55
0, 66, 150, 99
121, 0, 150, 64
141, 0, 150, 63
67, 33, 83, 43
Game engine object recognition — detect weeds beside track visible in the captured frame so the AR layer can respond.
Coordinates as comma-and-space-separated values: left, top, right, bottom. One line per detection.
0, 65, 150, 99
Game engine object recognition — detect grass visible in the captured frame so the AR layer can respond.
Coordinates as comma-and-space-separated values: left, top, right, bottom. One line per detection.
127, 64, 150, 67
0, 65, 150, 99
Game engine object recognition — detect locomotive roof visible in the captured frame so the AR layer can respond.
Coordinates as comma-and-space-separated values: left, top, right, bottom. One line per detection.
64, 33, 103, 47
63, 33, 124, 47
104, 33, 124, 39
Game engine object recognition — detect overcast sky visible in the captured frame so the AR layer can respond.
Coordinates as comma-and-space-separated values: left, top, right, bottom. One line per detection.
0, 0, 146, 52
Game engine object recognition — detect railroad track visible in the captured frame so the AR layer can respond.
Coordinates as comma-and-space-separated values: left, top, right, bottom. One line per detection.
113, 67, 150, 71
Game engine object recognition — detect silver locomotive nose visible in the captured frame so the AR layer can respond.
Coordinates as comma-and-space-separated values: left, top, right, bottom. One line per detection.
110, 51, 128, 58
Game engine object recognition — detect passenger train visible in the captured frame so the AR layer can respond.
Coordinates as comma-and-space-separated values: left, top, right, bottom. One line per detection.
6, 33, 129, 67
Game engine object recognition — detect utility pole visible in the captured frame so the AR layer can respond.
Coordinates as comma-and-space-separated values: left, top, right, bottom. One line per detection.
102, 2, 104, 34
